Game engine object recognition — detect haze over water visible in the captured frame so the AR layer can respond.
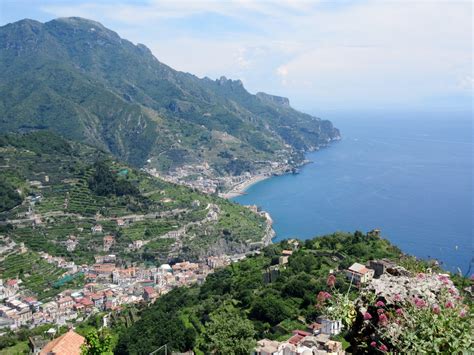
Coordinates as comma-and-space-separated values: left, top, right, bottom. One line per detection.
234, 110, 473, 274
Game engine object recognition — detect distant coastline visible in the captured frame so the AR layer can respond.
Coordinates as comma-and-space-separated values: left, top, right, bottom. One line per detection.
229, 114, 472, 273
220, 138, 339, 199
220, 173, 271, 198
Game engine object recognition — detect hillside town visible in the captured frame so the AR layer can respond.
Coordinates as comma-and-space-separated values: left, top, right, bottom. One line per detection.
1, 228, 472, 355
0, 250, 234, 331
144, 157, 305, 197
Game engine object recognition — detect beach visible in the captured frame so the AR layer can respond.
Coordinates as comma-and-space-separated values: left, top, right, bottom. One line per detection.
220, 173, 271, 199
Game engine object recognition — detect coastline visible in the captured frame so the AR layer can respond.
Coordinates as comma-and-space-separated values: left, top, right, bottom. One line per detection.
220, 173, 272, 199
220, 138, 340, 199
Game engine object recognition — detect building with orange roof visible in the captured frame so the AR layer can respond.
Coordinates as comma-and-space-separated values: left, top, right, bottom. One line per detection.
92, 263, 116, 277
143, 286, 157, 302
103, 235, 114, 251
40, 329, 85, 355
116, 218, 126, 226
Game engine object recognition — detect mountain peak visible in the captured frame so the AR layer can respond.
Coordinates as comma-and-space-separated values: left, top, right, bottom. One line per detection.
10, 18, 42, 26
45, 17, 122, 43
48, 16, 106, 29
1, 18, 43, 33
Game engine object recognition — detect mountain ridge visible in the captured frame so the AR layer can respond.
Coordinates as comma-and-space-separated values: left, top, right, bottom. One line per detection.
0, 17, 340, 177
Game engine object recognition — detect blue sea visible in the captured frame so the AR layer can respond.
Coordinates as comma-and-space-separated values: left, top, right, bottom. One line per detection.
234, 110, 473, 274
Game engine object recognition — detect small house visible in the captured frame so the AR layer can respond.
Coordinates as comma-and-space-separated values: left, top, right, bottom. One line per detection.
39, 329, 84, 355
91, 225, 103, 234
346, 262, 375, 284
281, 250, 293, 256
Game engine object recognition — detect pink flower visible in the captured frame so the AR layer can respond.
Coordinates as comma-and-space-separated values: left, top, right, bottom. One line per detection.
377, 308, 385, 315
448, 288, 457, 295
459, 308, 467, 317
378, 313, 388, 326
438, 274, 450, 285
394, 294, 402, 302
379, 343, 388, 352
370, 341, 377, 347
438, 275, 448, 281
317, 291, 331, 303
396, 308, 403, 315
414, 298, 426, 308
417, 272, 425, 279
375, 301, 385, 307
363, 312, 372, 320
445, 301, 454, 309
432, 304, 441, 314
326, 274, 336, 288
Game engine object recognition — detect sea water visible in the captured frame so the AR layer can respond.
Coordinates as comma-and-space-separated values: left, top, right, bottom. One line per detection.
234, 109, 473, 274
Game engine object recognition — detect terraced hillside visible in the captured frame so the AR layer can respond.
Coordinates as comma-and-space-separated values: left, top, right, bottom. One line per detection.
0, 247, 82, 300
0, 132, 270, 267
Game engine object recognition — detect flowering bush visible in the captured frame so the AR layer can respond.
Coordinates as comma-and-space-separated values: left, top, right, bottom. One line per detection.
357, 273, 473, 353
316, 276, 357, 328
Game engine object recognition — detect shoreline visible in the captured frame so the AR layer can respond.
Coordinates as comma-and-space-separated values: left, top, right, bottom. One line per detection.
220, 173, 272, 199
220, 139, 340, 200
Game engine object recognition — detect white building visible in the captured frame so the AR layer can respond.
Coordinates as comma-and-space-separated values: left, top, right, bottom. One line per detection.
346, 262, 375, 284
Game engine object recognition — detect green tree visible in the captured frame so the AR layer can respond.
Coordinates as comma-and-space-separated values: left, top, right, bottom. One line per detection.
0, 178, 22, 212
81, 329, 113, 355
250, 293, 293, 325
201, 302, 256, 355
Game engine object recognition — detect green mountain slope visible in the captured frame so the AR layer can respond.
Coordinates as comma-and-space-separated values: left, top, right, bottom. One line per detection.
0, 132, 270, 266
0, 17, 340, 174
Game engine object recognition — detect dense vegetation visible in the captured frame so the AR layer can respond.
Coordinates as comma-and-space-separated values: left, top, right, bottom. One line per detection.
114, 232, 402, 354
0, 17, 339, 174
88, 160, 139, 197
0, 179, 21, 212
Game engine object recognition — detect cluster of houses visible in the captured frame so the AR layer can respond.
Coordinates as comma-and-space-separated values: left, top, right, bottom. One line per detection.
146, 165, 224, 194
254, 326, 344, 355
145, 159, 292, 195
0, 252, 233, 331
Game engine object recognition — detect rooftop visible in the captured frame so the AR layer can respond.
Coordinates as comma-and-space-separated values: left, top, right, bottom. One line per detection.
40, 329, 85, 355
348, 262, 371, 274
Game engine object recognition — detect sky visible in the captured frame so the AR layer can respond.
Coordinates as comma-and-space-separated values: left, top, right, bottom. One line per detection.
0, 0, 472, 112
